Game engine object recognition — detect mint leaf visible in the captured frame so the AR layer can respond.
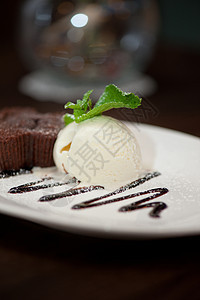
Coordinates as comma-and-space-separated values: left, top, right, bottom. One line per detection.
95, 84, 141, 109
63, 84, 141, 125
63, 113, 75, 125
64, 89, 92, 107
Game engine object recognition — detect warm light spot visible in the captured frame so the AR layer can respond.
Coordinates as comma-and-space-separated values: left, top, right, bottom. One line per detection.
57, 1, 74, 15
70, 13, 88, 28
60, 142, 72, 153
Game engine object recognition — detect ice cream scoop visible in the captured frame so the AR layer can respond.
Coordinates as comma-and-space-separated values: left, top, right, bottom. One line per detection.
53, 115, 142, 189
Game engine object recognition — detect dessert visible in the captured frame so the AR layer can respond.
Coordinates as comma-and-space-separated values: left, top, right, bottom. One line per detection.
0, 85, 168, 219
53, 84, 142, 189
0, 107, 64, 171
53, 115, 142, 189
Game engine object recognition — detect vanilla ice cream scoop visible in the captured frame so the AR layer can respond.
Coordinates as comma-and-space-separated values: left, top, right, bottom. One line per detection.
53, 116, 142, 189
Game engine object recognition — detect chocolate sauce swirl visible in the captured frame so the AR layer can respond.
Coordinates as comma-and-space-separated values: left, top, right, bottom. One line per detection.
119, 188, 168, 213
72, 187, 168, 210
39, 185, 105, 202
8, 177, 77, 194
118, 188, 168, 218
72, 171, 161, 209
0, 168, 32, 179
70, 173, 168, 217
7, 171, 168, 218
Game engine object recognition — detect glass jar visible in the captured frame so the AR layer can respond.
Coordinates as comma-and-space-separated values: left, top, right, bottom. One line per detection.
19, 0, 159, 99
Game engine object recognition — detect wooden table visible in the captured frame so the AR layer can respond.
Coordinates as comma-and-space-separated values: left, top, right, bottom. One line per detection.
0, 32, 200, 299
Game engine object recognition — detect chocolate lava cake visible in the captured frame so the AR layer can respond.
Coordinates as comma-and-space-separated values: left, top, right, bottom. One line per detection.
0, 107, 64, 171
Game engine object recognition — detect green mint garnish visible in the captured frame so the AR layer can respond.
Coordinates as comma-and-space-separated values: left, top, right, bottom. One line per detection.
63, 84, 141, 125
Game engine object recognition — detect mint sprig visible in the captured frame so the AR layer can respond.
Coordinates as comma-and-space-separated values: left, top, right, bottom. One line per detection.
63, 84, 141, 125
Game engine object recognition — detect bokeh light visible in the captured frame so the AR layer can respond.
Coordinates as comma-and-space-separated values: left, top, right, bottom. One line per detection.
70, 13, 88, 28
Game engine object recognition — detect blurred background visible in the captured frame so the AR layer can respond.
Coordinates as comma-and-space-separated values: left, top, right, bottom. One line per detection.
0, 0, 200, 135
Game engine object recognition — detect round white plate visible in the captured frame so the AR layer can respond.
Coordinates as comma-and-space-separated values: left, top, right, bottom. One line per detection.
0, 123, 200, 239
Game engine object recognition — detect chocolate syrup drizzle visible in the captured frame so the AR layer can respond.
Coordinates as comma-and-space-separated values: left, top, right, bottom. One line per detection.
73, 172, 162, 208
0, 168, 32, 179
8, 177, 77, 194
118, 188, 168, 215
71, 172, 168, 217
6, 171, 168, 218
39, 185, 104, 202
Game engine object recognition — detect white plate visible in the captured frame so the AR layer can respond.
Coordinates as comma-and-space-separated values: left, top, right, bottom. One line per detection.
0, 123, 200, 239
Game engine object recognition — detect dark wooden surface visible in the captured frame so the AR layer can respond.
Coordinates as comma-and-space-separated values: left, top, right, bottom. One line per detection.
1, 2, 200, 299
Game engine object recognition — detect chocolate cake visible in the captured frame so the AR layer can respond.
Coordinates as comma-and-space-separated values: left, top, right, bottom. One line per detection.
0, 107, 64, 171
